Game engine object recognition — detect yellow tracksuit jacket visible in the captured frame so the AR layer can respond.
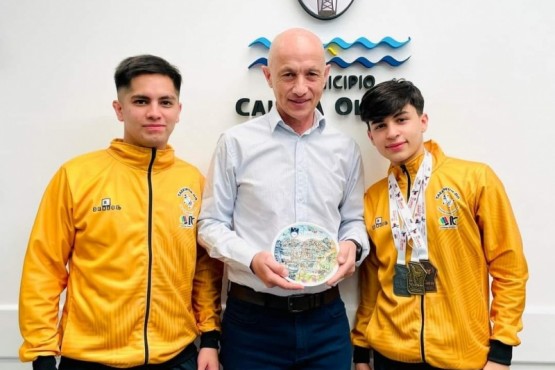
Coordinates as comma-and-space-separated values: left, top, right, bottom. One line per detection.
352, 141, 527, 369
19, 139, 222, 367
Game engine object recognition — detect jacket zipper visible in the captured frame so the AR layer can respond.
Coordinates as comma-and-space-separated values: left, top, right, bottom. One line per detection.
401, 164, 426, 364
143, 148, 156, 365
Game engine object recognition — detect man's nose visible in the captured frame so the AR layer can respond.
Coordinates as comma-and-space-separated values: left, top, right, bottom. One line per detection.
146, 103, 162, 118
386, 125, 399, 138
292, 77, 308, 95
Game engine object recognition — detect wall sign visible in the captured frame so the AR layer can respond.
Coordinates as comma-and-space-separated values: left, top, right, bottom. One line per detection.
236, 35, 411, 118
299, 0, 355, 20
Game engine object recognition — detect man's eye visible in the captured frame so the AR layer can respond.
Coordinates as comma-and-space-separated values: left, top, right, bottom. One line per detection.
133, 100, 147, 105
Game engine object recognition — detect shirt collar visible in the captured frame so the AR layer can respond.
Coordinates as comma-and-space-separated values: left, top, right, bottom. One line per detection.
268, 107, 327, 135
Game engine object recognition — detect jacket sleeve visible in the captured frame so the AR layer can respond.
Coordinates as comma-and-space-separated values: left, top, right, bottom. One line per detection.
193, 174, 223, 347
476, 165, 528, 347
19, 167, 75, 362
192, 243, 223, 346
351, 239, 379, 358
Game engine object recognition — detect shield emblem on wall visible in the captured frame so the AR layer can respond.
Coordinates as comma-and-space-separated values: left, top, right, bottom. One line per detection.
298, 0, 355, 20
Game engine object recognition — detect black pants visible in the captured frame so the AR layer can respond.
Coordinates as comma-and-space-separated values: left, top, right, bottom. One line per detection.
374, 351, 443, 370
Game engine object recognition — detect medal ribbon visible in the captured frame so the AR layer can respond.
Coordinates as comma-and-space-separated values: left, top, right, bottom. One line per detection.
388, 151, 432, 263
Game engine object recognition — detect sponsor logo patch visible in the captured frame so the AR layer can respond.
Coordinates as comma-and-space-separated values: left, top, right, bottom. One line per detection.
371, 216, 389, 230
92, 197, 122, 212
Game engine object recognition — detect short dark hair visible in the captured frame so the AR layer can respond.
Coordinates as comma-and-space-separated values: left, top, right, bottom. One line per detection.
360, 79, 424, 125
114, 54, 182, 94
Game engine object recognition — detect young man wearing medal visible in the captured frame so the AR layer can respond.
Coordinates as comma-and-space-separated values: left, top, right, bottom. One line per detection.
351, 79, 528, 370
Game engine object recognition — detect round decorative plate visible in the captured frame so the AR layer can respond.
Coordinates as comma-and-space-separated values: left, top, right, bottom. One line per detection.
272, 222, 339, 286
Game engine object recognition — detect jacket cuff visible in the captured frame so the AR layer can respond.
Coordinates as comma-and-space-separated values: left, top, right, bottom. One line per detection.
200, 330, 220, 349
33, 356, 57, 370
487, 339, 512, 365
353, 345, 371, 364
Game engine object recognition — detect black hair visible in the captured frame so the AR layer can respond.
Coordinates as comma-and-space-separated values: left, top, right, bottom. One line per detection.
114, 54, 182, 94
360, 79, 424, 128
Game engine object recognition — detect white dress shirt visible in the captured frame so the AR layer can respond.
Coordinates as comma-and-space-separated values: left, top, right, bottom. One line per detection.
198, 107, 369, 295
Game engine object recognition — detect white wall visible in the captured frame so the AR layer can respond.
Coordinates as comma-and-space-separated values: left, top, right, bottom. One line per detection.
1, 0, 554, 368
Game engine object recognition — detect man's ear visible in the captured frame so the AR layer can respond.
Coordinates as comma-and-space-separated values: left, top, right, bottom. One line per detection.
323, 64, 331, 85
262, 66, 272, 88
112, 100, 124, 122
176, 102, 182, 124
367, 130, 375, 145
420, 113, 429, 133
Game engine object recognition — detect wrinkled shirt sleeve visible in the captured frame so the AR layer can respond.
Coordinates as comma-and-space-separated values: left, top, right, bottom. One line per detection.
338, 143, 370, 265
198, 134, 259, 270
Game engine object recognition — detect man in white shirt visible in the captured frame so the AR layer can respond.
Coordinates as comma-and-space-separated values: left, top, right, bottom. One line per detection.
198, 27, 369, 370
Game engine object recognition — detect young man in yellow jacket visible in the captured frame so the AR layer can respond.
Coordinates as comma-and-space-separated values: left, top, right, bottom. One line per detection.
19, 55, 223, 370
352, 79, 528, 370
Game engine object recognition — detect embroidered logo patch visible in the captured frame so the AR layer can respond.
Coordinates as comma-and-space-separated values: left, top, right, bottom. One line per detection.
177, 187, 198, 228
435, 187, 460, 229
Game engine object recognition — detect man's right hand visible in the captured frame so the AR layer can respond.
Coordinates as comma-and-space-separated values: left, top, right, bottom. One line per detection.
355, 363, 372, 370
250, 251, 304, 290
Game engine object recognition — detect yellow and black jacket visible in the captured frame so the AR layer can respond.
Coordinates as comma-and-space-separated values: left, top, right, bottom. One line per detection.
352, 141, 527, 369
19, 139, 222, 368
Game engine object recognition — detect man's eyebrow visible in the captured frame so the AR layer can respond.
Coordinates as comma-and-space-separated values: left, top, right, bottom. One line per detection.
392, 110, 408, 117
158, 95, 178, 101
130, 94, 177, 100
130, 94, 150, 100
278, 67, 295, 74
369, 110, 408, 125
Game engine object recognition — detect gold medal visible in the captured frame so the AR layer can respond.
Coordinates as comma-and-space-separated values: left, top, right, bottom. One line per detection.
407, 261, 426, 295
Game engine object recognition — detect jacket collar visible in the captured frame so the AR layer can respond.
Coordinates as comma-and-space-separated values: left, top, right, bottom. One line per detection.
388, 140, 444, 180
107, 139, 175, 171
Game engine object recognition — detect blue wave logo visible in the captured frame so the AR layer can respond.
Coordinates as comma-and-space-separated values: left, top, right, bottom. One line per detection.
328, 55, 410, 68
324, 36, 410, 50
248, 36, 411, 69
249, 37, 272, 49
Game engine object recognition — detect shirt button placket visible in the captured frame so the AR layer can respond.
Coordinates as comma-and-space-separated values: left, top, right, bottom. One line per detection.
295, 138, 308, 221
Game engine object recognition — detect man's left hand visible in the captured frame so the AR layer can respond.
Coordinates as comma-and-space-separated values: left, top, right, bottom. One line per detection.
326, 240, 357, 286
197, 347, 219, 370
483, 361, 509, 370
